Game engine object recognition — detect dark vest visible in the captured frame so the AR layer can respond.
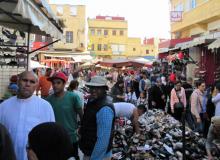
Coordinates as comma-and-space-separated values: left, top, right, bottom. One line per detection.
79, 96, 115, 156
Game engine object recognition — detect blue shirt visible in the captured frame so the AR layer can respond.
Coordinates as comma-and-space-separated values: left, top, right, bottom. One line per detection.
90, 106, 114, 160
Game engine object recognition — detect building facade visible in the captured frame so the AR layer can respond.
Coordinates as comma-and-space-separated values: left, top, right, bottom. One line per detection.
88, 16, 155, 59
170, 0, 220, 84
171, 0, 220, 38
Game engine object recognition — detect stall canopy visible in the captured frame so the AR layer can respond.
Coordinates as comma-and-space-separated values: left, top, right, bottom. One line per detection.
208, 38, 220, 50
0, 0, 63, 39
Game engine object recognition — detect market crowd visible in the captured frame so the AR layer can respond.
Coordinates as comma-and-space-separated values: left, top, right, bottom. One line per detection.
0, 67, 220, 160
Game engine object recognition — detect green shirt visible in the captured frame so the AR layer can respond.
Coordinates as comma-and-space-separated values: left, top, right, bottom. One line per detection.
47, 91, 81, 143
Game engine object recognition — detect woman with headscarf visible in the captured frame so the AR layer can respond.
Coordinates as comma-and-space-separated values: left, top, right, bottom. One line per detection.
27, 122, 74, 160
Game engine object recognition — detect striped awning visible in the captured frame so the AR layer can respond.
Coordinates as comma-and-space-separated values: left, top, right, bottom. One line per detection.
208, 38, 220, 50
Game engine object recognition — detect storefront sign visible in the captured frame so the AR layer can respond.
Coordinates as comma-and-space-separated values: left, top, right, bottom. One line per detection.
170, 11, 182, 22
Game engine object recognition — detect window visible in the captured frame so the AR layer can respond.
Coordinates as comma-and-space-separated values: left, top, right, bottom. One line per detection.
120, 30, 124, 36
42, 36, 46, 42
133, 48, 136, 51
104, 30, 108, 36
175, 3, 184, 11
97, 44, 102, 51
112, 30, 116, 36
103, 44, 108, 51
66, 31, 73, 43
146, 50, 149, 54
191, 0, 196, 9
90, 29, 95, 36
111, 44, 125, 54
56, 5, 63, 16
91, 44, 94, 51
70, 6, 77, 16
97, 30, 102, 36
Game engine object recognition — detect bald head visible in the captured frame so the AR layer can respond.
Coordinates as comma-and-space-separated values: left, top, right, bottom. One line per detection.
19, 71, 38, 82
17, 71, 39, 99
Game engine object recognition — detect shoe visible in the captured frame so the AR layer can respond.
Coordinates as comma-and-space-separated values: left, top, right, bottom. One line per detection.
4, 54, 14, 58
0, 38, 4, 44
3, 47, 13, 52
19, 31, 25, 39
2, 29, 11, 39
7, 61, 17, 66
16, 47, 27, 53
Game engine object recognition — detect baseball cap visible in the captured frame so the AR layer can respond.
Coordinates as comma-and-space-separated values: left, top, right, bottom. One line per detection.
48, 72, 67, 83
8, 83, 18, 91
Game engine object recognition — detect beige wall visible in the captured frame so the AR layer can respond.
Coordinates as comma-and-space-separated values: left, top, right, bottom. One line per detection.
50, 4, 86, 50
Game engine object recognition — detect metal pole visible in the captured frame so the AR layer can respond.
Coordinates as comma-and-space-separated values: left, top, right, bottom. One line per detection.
182, 111, 186, 160
27, 25, 31, 70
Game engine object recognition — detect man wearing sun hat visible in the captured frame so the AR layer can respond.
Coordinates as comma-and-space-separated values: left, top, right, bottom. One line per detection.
79, 76, 115, 160
46, 71, 83, 160
206, 116, 220, 160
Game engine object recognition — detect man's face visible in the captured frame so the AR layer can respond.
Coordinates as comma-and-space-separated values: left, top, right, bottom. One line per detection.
198, 83, 206, 92
137, 109, 144, 116
89, 86, 106, 99
52, 79, 65, 94
18, 73, 38, 98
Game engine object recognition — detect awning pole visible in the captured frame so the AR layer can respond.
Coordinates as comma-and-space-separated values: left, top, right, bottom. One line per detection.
27, 25, 31, 71
29, 39, 60, 54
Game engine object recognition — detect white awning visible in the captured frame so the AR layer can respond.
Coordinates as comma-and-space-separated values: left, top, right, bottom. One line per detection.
30, 60, 47, 68
0, 0, 63, 39
175, 39, 215, 50
208, 38, 220, 50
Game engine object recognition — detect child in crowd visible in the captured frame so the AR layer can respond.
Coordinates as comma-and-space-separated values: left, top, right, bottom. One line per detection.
125, 86, 137, 105
137, 92, 148, 110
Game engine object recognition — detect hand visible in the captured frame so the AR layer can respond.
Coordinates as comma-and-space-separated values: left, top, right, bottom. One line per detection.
196, 118, 201, 123
152, 101, 156, 106
27, 150, 38, 160
212, 87, 217, 97
171, 109, 174, 114
208, 155, 214, 160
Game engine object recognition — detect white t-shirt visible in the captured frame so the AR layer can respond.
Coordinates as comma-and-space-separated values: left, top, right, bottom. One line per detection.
114, 102, 135, 119
0, 95, 55, 160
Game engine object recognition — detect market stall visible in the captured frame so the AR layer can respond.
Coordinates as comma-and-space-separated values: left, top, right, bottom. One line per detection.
0, 0, 63, 98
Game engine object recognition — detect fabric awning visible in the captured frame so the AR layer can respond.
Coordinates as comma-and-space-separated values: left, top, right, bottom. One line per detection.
0, 0, 63, 39
208, 38, 220, 50
175, 39, 215, 50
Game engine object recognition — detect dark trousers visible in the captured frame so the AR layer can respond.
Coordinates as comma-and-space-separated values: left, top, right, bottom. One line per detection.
73, 142, 80, 160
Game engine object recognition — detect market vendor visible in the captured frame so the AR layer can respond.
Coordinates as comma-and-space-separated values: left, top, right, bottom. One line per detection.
114, 102, 147, 134
206, 116, 220, 160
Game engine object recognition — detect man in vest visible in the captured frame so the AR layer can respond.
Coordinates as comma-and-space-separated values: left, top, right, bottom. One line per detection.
79, 76, 115, 160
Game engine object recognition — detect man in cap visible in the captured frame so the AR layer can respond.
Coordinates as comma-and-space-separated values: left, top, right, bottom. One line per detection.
79, 76, 115, 160
206, 116, 220, 160
0, 71, 55, 160
46, 72, 83, 160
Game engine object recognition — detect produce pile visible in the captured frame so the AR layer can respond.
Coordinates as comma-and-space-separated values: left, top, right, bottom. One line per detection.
112, 109, 214, 160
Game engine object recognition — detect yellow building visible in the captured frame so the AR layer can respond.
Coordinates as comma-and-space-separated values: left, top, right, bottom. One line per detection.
88, 16, 152, 59
49, 4, 86, 51
170, 0, 220, 38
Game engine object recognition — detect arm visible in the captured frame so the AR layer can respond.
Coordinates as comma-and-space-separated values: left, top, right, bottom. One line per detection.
74, 94, 83, 121
212, 94, 220, 103
132, 108, 140, 134
139, 80, 143, 93
90, 107, 114, 160
170, 89, 175, 112
191, 93, 200, 119
182, 88, 187, 109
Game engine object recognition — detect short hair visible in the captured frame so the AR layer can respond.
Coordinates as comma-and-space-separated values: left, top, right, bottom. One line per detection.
28, 122, 73, 160
137, 104, 147, 113
175, 80, 182, 85
195, 80, 205, 88
67, 80, 79, 91
19, 71, 38, 82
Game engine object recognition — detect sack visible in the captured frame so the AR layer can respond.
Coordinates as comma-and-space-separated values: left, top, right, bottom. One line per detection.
174, 102, 184, 112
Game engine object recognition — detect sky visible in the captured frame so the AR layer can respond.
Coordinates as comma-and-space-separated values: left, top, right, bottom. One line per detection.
49, 0, 171, 40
